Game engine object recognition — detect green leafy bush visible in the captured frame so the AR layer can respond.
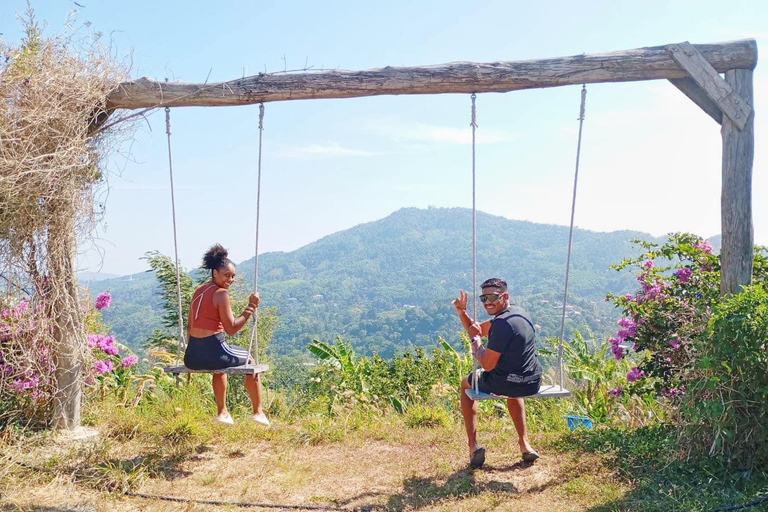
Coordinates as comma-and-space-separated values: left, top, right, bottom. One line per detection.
682, 285, 768, 466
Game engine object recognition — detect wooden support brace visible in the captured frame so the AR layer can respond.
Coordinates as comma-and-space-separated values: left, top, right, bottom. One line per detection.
668, 42, 751, 130
668, 77, 723, 124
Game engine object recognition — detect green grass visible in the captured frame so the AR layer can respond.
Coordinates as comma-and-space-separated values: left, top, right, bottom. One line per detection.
4, 383, 768, 512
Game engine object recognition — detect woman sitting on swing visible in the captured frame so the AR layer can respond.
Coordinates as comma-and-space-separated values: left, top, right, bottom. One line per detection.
183, 243, 269, 426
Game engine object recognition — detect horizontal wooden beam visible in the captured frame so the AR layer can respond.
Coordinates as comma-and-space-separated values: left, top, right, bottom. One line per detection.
668, 42, 751, 130
106, 39, 757, 110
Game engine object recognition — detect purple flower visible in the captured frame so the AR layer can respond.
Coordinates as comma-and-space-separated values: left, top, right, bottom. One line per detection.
15, 300, 28, 315
642, 259, 654, 269
609, 336, 621, 347
618, 317, 636, 328
95, 292, 112, 311
675, 267, 692, 283
96, 335, 115, 351
11, 375, 39, 392
617, 327, 637, 339
87, 334, 100, 348
694, 240, 713, 254
0, 323, 11, 342
120, 354, 138, 367
624, 293, 633, 301
662, 386, 685, 398
611, 345, 624, 360
94, 359, 114, 374
669, 336, 681, 349
607, 386, 623, 397
103, 344, 119, 356
626, 367, 644, 382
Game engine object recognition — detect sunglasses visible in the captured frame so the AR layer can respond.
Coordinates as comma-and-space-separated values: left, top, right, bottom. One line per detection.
479, 292, 505, 303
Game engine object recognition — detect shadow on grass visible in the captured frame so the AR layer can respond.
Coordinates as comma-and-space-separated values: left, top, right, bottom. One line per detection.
336, 459, 568, 511
555, 425, 768, 512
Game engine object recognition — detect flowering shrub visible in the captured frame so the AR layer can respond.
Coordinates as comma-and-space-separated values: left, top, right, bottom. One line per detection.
605, 233, 722, 398
0, 300, 56, 422
605, 233, 768, 465
0, 290, 139, 425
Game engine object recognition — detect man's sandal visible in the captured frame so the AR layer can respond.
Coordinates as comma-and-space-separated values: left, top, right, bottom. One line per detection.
470, 447, 486, 468
522, 449, 540, 462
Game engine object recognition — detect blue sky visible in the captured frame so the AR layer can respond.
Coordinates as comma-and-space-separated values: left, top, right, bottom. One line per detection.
2, 1, 766, 275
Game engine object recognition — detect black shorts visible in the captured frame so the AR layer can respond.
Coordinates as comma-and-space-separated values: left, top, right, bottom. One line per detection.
467, 370, 541, 398
183, 332, 250, 370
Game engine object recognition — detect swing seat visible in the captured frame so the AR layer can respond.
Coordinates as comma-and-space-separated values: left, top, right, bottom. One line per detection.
465, 383, 571, 401
165, 363, 270, 376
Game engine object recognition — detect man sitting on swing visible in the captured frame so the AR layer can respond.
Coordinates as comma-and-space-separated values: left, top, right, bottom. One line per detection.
453, 278, 541, 468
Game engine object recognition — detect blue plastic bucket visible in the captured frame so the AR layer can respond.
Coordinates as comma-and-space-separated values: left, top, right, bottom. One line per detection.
564, 414, 593, 430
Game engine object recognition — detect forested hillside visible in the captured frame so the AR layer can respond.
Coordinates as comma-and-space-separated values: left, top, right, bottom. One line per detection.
88, 207, 672, 356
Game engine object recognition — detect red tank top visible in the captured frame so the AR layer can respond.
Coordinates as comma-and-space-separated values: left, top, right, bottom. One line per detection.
189, 283, 224, 332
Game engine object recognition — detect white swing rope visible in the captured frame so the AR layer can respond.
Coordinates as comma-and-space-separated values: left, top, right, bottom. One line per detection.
246, 103, 265, 366
165, 106, 186, 366
469, 86, 586, 394
556, 84, 588, 389
470, 93, 479, 394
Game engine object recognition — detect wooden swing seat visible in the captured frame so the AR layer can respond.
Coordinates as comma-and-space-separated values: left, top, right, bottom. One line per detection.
465, 383, 571, 401
165, 363, 269, 376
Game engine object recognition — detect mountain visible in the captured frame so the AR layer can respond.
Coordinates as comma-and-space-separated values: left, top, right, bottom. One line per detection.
77, 271, 119, 283
87, 207, 671, 357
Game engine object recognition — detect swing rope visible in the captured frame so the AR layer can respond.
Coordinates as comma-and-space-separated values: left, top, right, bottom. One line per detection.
470, 93, 479, 394
468, 85, 586, 395
556, 84, 588, 389
165, 106, 186, 366
246, 103, 265, 366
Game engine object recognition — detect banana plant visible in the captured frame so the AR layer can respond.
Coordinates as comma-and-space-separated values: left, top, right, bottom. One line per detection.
308, 335, 368, 394
546, 329, 630, 422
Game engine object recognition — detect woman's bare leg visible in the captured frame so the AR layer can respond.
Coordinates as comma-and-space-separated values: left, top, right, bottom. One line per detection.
212, 373, 228, 416
244, 373, 263, 414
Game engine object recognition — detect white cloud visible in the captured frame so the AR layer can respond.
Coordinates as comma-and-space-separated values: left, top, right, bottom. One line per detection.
275, 142, 380, 160
366, 119, 517, 145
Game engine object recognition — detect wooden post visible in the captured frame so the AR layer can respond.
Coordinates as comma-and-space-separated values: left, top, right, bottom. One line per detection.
720, 69, 754, 295
49, 216, 84, 429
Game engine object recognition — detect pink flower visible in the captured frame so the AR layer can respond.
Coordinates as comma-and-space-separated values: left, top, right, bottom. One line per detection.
15, 300, 28, 315
675, 267, 692, 283
95, 292, 112, 311
662, 386, 685, 398
87, 334, 100, 348
607, 386, 623, 397
626, 367, 644, 382
103, 344, 119, 356
96, 335, 115, 351
624, 293, 633, 301
694, 240, 713, 254
119, 354, 138, 367
10, 375, 39, 392
94, 359, 114, 374
669, 336, 681, 349
617, 327, 636, 339
643, 259, 654, 269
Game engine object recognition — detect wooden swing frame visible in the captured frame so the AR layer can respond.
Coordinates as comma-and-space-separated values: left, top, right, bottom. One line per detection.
105, 39, 757, 298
